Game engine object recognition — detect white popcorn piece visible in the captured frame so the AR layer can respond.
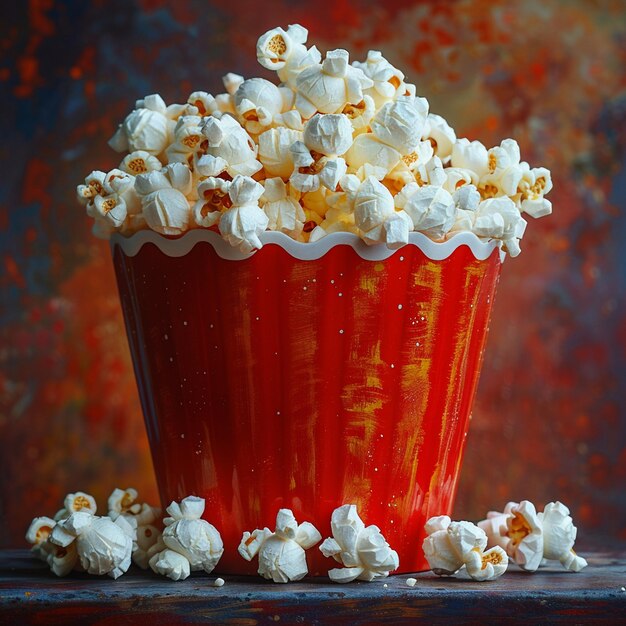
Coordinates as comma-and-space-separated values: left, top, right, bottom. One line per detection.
107, 487, 161, 569
442, 167, 478, 195
290, 141, 347, 193
319, 504, 399, 583
64, 492, 98, 517
194, 177, 232, 228
451, 138, 490, 179
341, 95, 375, 135
25, 516, 56, 563
261, 177, 306, 238
77, 171, 106, 206
135, 163, 194, 235
303, 114, 353, 157
539, 502, 587, 572
257, 24, 309, 72
473, 197, 526, 257
234, 78, 285, 134
295, 49, 374, 118
423, 114, 456, 161
423, 515, 506, 581
346, 99, 427, 175
149, 548, 191, 581
464, 546, 509, 582
120, 150, 163, 176
166, 115, 205, 166
186, 91, 218, 116
108, 93, 170, 156
223, 73, 245, 96
406, 577, 417, 587
402, 184, 456, 239
160, 496, 224, 574
371, 99, 427, 156
453, 183, 481, 212
219, 175, 269, 253
352, 50, 411, 109
422, 516, 483, 575
353, 177, 411, 248
50, 511, 135, 579
239, 509, 321, 583
213, 577, 225, 587
518, 167, 553, 218
257, 127, 303, 178
134, 524, 162, 570
200, 115, 262, 178
479, 501, 544, 572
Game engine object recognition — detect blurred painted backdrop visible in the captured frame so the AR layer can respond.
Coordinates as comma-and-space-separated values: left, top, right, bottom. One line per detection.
1, 0, 625, 548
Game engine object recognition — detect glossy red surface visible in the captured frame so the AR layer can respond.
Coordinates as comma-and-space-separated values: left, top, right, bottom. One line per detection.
112, 237, 502, 574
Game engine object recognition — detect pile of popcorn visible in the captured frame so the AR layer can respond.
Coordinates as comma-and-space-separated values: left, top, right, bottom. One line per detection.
76, 24, 553, 257
27, 491, 586, 584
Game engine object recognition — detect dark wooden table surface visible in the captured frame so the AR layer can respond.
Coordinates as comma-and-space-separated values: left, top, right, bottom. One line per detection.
1, 547, 625, 624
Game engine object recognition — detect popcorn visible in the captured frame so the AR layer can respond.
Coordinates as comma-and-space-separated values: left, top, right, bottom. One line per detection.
25, 516, 56, 562
150, 549, 190, 581
539, 502, 588, 572
77, 171, 106, 206
165, 115, 205, 166
451, 138, 490, 179
257, 127, 303, 178
423, 114, 456, 162
57, 491, 98, 520
478, 501, 543, 572
353, 177, 412, 248
238, 509, 321, 583
341, 95, 375, 136
107, 487, 162, 570
109, 93, 170, 156
346, 99, 427, 174
234, 78, 286, 134
161, 496, 223, 574
50, 511, 135, 579
479, 500, 587, 573
120, 150, 163, 176
352, 50, 412, 109
199, 115, 262, 178
472, 197, 527, 257
79, 23, 552, 257
422, 515, 507, 582
218, 175, 269, 253
303, 114, 353, 158
261, 177, 306, 238
290, 141, 347, 193
398, 184, 456, 240
193, 177, 232, 228
319, 504, 399, 583
136, 163, 194, 235
464, 546, 509, 582
295, 49, 374, 118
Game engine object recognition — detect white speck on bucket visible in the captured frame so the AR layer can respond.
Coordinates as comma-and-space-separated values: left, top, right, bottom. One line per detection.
390, 363, 395, 368
183, 321, 188, 326
180, 434, 185, 439
164, 334, 168, 340
397, 304, 403, 310
338, 292, 343, 297
339, 329, 344, 334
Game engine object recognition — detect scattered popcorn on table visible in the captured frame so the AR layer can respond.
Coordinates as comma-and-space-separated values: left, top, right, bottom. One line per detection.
478, 500, 587, 573
319, 504, 399, 583
422, 515, 508, 582
238, 509, 321, 583
76, 24, 552, 256
406, 577, 417, 587
148, 496, 224, 581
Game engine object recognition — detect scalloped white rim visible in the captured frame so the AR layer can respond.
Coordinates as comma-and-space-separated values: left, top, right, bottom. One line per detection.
110, 229, 505, 262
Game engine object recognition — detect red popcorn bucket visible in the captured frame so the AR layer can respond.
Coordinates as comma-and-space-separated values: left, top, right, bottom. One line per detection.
111, 230, 502, 575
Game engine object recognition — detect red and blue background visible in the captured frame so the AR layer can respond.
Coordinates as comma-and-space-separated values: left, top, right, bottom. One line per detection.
1, 0, 625, 547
